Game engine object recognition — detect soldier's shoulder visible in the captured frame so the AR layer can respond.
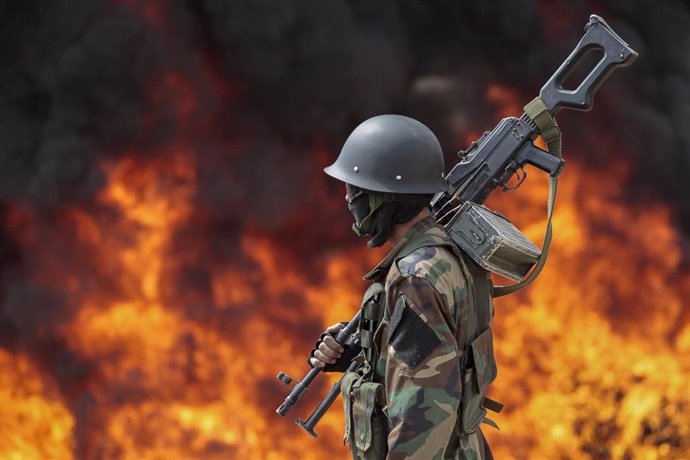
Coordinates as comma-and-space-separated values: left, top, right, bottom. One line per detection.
395, 244, 462, 287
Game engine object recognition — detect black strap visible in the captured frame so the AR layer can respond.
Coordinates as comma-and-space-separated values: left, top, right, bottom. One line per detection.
359, 283, 385, 369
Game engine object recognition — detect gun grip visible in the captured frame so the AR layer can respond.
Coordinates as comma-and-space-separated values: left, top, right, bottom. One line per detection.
540, 15, 638, 113
516, 142, 565, 177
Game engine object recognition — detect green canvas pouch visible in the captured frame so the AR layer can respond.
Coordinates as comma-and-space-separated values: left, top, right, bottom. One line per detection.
460, 327, 497, 433
351, 381, 387, 459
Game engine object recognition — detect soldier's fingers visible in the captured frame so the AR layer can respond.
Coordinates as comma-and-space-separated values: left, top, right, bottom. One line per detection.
314, 349, 336, 364
318, 342, 342, 359
326, 323, 345, 335
309, 357, 325, 368
323, 335, 344, 353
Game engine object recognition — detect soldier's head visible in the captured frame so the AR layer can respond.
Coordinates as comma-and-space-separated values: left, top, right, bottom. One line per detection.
324, 115, 446, 247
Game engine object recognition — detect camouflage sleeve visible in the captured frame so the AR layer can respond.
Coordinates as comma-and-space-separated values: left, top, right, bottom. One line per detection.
385, 275, 462, 460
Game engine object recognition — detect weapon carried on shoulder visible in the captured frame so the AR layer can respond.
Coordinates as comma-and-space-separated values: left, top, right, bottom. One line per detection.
432, 14, 637, 296
276, 14, 637, 435
433, 15, 636, 211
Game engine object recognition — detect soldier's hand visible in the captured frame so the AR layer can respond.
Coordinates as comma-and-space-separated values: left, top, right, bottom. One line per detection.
309, 323, 345, 368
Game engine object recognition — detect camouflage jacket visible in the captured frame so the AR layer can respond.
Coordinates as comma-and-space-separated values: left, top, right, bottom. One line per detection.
361, 215, 492, 460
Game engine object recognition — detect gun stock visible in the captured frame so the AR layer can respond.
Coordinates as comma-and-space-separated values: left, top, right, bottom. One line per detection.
541, 15, 638, 113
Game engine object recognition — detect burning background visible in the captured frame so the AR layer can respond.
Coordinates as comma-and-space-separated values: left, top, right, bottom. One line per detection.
0, 0, 688, 459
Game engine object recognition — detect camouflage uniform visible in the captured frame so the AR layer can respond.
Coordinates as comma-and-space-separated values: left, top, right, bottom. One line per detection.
342, 215, 496, 460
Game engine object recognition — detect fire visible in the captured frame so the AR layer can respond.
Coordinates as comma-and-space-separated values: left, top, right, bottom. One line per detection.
0, 350, 73, 459
1, 49, 688, 460
0, 150, 376, 458
482, 158, 690, 459
3, 142, 688, 458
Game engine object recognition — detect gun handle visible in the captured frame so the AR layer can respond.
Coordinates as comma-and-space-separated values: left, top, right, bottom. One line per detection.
540, 15, 638, 113
275, 310, 362, 418
516, 142, 565, 177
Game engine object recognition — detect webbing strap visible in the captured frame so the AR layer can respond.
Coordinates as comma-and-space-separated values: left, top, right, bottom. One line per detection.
360, 283, 384, 310
359, 330, 374, 348
524, 97, 562, 154
359, 282, 384, 372
494, 97, 560, 298
452, 248, 477, 349
459, 252, 492, 335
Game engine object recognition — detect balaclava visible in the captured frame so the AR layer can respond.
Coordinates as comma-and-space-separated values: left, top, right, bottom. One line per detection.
346, 184, 430, 248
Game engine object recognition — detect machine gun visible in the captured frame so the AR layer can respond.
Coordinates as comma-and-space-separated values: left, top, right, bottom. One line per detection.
432, 15, 637, 292
276, 14, 638, 436
432, 15, 637, 217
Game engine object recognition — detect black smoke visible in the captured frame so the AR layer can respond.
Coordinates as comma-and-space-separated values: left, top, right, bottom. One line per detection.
1, 0, 688, 226
0, 0, 689, 454
0, 0, 690, 220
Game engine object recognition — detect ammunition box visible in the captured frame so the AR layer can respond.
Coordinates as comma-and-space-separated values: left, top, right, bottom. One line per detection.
445, 202, 541, 281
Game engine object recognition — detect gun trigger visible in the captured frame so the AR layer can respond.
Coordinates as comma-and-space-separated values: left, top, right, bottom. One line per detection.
504, 167, 527, 191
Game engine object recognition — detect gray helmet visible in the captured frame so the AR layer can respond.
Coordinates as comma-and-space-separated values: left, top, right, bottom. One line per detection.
324, 114, 446, 194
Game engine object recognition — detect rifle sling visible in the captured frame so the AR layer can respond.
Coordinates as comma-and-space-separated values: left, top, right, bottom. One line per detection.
494, 97, 560, 298
458, 252, 492, 335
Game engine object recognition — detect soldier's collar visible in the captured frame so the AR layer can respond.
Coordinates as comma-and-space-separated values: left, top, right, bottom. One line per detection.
363, 215, 438, 281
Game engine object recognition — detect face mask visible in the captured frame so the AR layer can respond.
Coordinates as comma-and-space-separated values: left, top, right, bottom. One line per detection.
346, 184, 383, 236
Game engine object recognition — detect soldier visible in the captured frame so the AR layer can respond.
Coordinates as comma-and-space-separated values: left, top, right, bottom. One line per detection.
310, 115, 498, 460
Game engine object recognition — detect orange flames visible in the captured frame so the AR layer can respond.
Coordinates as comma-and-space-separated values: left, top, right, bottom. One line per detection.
484, 160, 690, 459
0, 152, 376, 459
1, 80, 689, 459
0, 350, 73, 460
